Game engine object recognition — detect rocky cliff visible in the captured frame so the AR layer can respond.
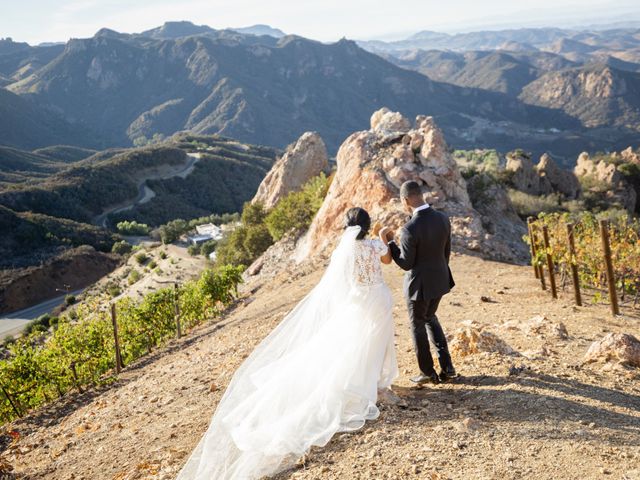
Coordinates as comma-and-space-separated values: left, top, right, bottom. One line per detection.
251, 132, 328, 209
297, 109, 527, 263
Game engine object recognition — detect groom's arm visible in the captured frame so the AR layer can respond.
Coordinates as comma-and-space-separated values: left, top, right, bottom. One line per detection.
389, 227, 416, 271
445, 218, 452, 264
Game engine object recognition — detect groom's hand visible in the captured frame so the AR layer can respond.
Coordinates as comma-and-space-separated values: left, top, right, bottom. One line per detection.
379, 227, 395, 243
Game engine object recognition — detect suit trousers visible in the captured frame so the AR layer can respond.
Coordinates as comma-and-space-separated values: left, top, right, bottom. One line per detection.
406, 297, 453, 375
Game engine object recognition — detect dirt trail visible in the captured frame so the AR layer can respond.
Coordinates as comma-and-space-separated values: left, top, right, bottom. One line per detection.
3, 253, 640, 480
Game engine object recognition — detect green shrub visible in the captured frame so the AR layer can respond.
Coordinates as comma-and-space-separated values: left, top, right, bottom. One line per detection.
242, 201, 268, 226
65, 295, 76, 306
265, 173, 329, 241
159, 250, 168, 259
116, 220, 150, 236
159, 219, 188, 244
187, 244, 200, 256
148, 260, 157, 269
134, 252, 148, 265
106, 282, 121, 297
111, 240, 133, 255
128, 269, 141, 285
508, 189, 564, 218
200, 240, 218, 257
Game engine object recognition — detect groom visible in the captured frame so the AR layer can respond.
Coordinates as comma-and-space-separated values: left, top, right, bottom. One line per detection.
386, 181, 456, 385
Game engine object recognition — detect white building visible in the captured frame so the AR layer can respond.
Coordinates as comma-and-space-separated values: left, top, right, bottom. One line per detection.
187, 223, 224, 245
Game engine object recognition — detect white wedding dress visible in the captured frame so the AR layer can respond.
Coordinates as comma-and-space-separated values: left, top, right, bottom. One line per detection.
176, 226, 398, 479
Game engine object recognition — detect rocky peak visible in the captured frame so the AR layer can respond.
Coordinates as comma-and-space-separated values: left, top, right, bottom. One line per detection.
252, 132, 328, 209
299, 109, 523, 262
574, 151, 637, 211
505, 151, 540, 194
535, 153, 581, 199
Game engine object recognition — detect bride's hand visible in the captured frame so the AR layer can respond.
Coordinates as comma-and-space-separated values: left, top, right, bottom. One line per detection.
379, 227, 394, 244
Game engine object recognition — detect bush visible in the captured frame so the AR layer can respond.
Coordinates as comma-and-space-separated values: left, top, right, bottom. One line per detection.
148, 260, 158, 269
159, 219, 188, 244
242, 202, 268, 226
128, 269, 141, 285
116, 220, 150, 236
159, 250, 168, 259
508, 189, 564, 218
134, 252, 148, 265
265, 174, 329, 241
111, 240, 133, 255
106, 282, 121, 297
65, 295, 76, 306
187, 244, 200, 256
200, 240, 218, 257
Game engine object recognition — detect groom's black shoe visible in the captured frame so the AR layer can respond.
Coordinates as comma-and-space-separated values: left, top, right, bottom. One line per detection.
439, 367, 458, 383
410, 371, 440, 385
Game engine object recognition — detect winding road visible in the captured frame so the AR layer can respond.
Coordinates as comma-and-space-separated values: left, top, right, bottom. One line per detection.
93, 152, 201, 228
0, 289, 83, 337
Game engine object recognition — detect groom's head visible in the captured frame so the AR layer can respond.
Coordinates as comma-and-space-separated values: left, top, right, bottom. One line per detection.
400, 181, 425, 212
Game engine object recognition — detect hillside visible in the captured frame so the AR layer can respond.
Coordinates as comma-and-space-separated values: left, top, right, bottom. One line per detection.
520, 64, 640, 129
359, 26, 640, 64
3, 253, 639, 479
389, 50, 576, 96
0, 88, 93, 149
4, 26, 585, 154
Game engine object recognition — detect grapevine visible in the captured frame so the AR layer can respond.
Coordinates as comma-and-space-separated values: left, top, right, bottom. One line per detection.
0, 265, 245, 423
525, 211, 640, 303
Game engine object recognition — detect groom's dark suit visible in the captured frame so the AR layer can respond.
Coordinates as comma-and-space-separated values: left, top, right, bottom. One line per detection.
389, 205, 455, 376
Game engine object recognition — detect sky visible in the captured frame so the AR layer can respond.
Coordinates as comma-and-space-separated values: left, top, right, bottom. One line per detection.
1, 0, 639, 45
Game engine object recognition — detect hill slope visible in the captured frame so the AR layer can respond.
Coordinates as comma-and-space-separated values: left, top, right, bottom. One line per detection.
6, 30, 579, 152
0, 88, 93, 149
520, 64, 640, 129
3, 254, 639, 479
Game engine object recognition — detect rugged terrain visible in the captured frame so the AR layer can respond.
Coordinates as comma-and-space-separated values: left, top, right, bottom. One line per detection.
3, 22, 640, 158
2, 252, 639, 479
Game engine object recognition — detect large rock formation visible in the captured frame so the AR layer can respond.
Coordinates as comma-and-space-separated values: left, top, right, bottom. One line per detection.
536, 153, 581, 199
574, 152, 637, 212
465, 173, 529, 260
505, 151, 542, 195
252, 132, 328, 209
505, 151, 581, 199
299, 109, 525, 262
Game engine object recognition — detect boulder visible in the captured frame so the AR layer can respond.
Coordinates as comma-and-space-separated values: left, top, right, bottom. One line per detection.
583, 333, 640, 367
505, 151, 541, 195
619, 146, 640, 165
370, 108, 411, 135
524, 315, 569, 340
536, 153, 581, 199
252, 132, 328, 209
449, 325, 516, 357
573, 152, 637, 212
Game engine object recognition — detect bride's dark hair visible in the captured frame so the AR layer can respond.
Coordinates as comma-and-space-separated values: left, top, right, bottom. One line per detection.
345, 207, 371, 240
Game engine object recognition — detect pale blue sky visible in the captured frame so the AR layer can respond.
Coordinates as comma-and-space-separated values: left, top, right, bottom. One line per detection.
1, 0, 639, 45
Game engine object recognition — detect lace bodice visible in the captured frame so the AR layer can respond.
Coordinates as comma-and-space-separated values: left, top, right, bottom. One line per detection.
353, 239, 388, 286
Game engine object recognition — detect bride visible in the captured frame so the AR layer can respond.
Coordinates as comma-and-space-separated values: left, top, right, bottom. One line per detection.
176, 207, 399, 479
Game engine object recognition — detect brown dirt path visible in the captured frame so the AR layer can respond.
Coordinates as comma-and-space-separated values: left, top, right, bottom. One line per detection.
3, 253, 640, 480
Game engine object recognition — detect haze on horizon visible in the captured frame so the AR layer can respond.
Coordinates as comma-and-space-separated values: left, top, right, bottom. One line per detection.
1, 0, 639, 45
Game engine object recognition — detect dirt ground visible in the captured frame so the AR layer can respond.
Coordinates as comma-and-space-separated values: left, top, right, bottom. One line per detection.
3, 252, 639, 480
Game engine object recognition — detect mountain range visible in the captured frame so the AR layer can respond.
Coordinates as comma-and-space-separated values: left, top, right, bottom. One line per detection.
1, 22, 640, 163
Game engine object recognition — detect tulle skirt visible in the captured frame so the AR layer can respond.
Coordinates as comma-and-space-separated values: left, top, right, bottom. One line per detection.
176, 282, 398, 479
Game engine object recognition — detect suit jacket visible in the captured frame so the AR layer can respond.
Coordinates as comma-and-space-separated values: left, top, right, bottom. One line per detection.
389, 206, 455, 301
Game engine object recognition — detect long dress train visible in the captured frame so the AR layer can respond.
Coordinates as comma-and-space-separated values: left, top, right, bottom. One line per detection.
176, 226, 398, 479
